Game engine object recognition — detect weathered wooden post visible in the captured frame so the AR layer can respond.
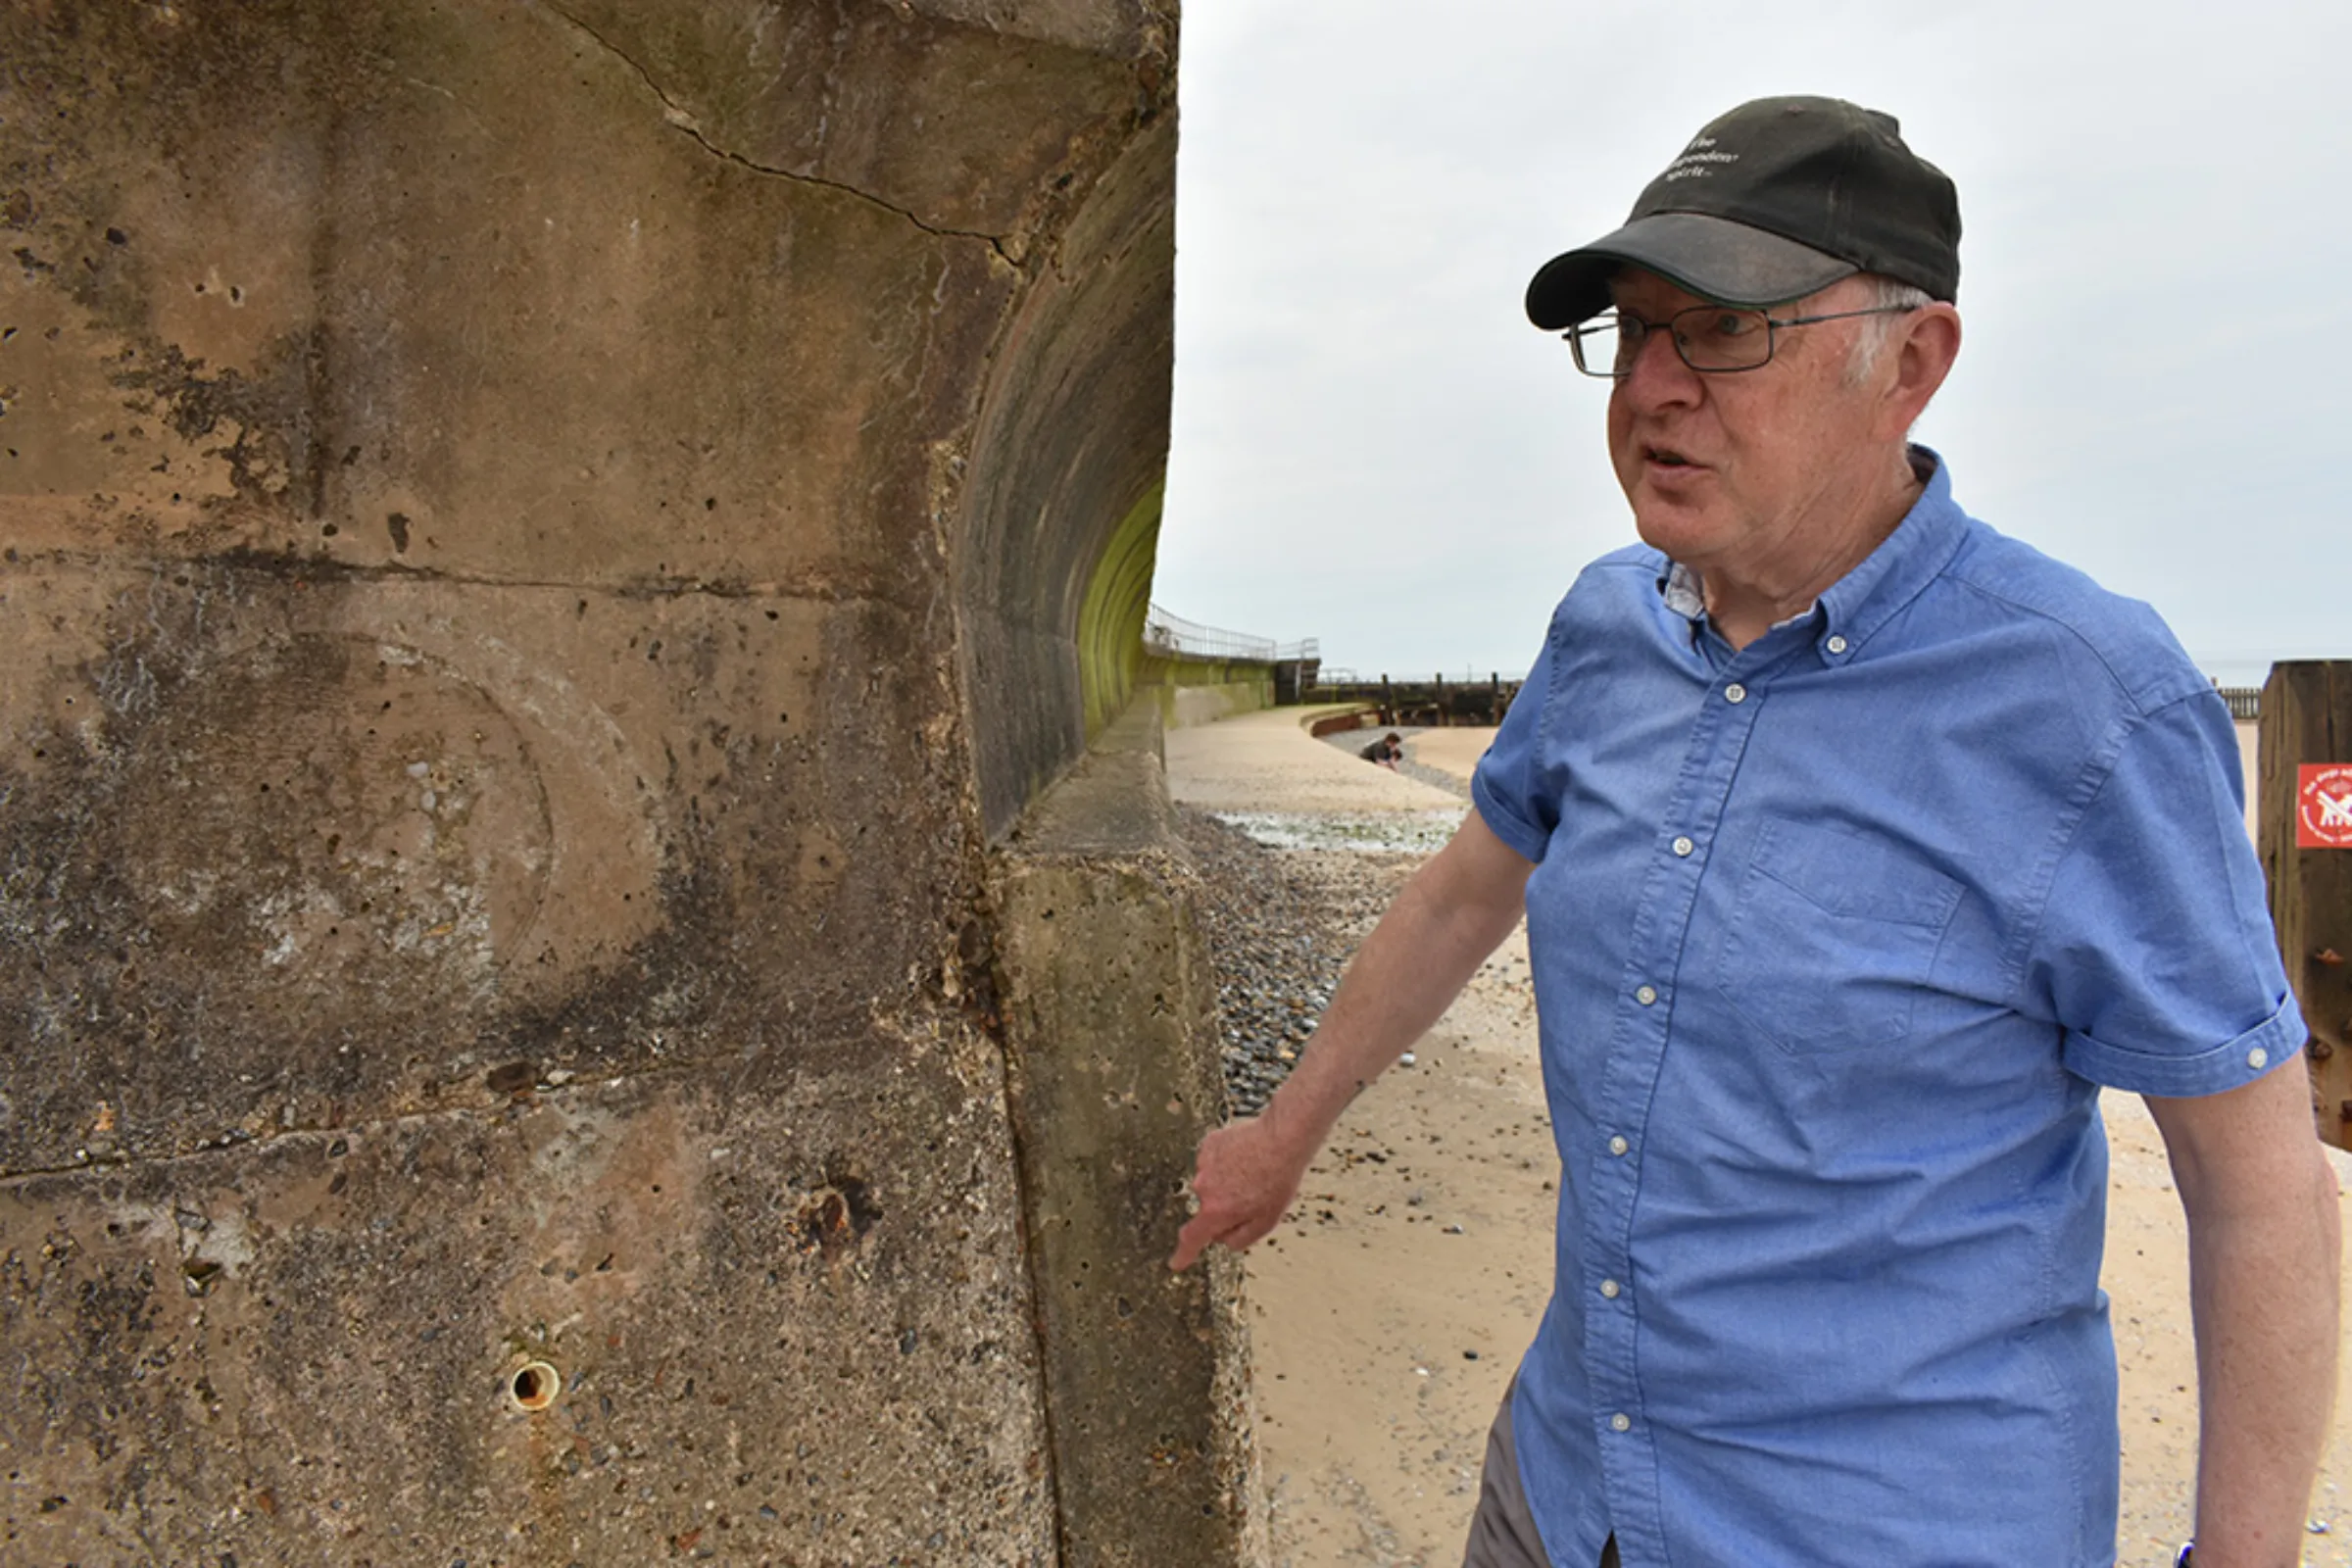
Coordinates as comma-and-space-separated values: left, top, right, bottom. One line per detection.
2257, 661, 2352, 1150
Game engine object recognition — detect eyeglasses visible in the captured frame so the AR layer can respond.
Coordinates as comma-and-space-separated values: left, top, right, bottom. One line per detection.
1563, 303, 1920, 378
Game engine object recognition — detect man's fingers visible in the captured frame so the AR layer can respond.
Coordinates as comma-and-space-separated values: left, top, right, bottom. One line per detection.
1171, 1116, 1307, 1268
1168, 1194, 1288, 1271
1168, 1209, 1223, 1271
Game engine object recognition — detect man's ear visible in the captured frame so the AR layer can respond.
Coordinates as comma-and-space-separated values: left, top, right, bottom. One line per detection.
1878, 304, 1962, 440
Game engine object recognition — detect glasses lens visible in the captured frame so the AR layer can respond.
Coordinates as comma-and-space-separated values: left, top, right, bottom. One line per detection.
1671, 307, 1773, 370
1568, 317, 1626, 378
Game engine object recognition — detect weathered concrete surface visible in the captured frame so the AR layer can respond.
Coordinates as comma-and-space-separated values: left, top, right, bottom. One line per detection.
0, 1061, 1043, 1564
0, 566, 957, 1172
992, 705, 1264, 1567
0, 1, 1212, 1561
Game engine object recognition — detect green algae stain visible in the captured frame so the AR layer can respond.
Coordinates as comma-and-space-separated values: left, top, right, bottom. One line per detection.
1074, 476, 1163, 740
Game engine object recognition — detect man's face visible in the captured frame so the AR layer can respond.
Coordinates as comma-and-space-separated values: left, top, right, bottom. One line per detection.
1604, 269, 1888, 581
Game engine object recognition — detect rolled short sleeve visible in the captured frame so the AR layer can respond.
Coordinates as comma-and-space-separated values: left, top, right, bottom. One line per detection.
1472, 612, 1566, 864
2028, 691, 2304, 1096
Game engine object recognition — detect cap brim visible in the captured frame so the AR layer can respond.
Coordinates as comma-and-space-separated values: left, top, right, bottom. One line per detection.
1525, 212, 1858, 329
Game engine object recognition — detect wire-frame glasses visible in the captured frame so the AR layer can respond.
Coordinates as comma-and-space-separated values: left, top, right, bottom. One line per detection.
1564, 303, 1920, 378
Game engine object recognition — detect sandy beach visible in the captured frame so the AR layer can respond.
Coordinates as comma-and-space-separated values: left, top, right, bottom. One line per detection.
1168, 707, 2352, 1568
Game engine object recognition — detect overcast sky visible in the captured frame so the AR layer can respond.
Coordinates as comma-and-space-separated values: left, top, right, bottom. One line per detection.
1154, 1, 2348, 686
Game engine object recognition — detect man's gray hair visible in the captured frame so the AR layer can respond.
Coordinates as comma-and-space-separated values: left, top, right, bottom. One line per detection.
1845, 275, 1936, 386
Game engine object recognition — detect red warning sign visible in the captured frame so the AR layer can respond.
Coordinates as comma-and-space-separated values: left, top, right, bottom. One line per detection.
2298, 763, 2352, 848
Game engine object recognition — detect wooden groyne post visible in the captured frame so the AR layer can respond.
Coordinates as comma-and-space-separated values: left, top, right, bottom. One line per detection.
2258, 662, 2352, 1150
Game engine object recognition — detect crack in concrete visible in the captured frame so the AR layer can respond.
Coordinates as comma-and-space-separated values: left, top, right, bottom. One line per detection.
1, 547, 926, 613
0, 1060, 708, 1187
540, 1, 1018, 269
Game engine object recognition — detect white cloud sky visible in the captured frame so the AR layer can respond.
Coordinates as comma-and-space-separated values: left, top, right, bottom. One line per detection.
1156, 0, 2350, 684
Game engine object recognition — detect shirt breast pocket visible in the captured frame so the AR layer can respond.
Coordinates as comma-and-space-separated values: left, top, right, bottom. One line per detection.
1714, 817, 1963, 1055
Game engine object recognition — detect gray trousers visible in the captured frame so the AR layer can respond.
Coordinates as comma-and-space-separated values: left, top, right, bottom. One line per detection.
1462, 1381, 1619, 1568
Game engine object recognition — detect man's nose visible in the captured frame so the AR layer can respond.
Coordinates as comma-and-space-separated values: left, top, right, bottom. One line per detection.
1616, 322, 1701, 406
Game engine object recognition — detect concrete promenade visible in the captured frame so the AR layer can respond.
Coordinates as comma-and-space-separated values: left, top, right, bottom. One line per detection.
1165, 706, 1466, 814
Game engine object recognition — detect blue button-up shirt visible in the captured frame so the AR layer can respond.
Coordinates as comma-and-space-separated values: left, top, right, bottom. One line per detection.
1471, 454, 2302, 1568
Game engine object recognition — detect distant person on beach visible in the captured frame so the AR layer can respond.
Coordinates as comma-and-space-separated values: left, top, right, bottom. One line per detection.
1172, 96, 2338, 1568
1360, 730, 1405, 769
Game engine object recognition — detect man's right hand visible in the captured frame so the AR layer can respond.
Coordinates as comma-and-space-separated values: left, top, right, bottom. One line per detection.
1167, 1111, 1316, 1270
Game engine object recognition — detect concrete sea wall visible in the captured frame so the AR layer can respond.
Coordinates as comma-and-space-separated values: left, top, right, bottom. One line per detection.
0, 3, 1249, 1562
1122, 654, 1276, 732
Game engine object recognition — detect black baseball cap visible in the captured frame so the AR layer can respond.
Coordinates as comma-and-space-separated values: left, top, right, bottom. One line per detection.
1525, 96, 1961, 330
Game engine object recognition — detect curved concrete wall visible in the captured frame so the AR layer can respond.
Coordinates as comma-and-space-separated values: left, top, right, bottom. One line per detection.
955, 116, 1176, 837
0, 4, 1231, 1563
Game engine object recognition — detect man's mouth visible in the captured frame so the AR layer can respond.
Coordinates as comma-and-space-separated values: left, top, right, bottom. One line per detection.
1646, 446, 1697, 468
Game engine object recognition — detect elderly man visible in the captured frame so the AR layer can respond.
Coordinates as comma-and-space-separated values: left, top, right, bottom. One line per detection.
1171, 97, 2340, 1568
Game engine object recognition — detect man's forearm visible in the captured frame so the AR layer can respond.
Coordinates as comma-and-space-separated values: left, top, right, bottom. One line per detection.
1167, 814, 1533, 1270
2180, 1148, 2340, 1568
1257, 820, 1531, 1156
2151, 1066, 2345, 1568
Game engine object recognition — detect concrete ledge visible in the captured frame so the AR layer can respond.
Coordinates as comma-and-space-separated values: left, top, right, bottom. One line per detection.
989, 703, 1264, 1567
1304, 704, 1383, 739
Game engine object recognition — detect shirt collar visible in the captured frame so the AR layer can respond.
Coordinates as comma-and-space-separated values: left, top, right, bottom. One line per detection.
1655, 446, 1969, 664
1660, 561, 1708, 620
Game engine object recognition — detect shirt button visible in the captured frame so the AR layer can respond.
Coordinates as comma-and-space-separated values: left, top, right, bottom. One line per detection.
1609, 1412, 1632, 1433
1671, 835, 1694, 858
1599, 1278, 1622, 1299
1826, 634, 1849, 655
2248, 1047, 2270, 1070
1635, 984, 1658, 1006
1608, 1135, 1630, 1156
1724, 683, 1747, 704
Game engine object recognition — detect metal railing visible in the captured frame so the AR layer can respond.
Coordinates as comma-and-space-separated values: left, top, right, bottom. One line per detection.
1143, 604, 1315, 665
2218, 687, 2262, 722
1143, 605, 1273, 662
